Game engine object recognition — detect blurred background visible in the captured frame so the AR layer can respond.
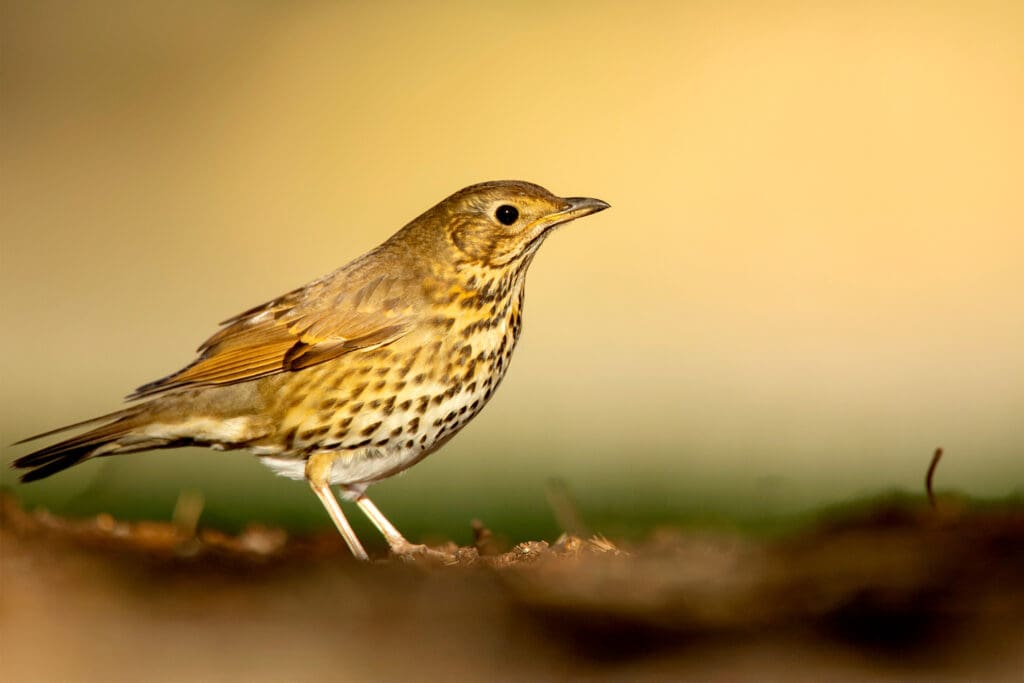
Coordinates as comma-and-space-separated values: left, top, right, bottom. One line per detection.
2, 0, 1022, 546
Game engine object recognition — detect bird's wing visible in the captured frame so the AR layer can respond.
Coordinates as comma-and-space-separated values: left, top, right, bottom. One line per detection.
129, 251, 425, 399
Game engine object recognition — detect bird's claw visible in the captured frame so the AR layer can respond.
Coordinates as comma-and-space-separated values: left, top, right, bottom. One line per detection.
389, 541, 456, 563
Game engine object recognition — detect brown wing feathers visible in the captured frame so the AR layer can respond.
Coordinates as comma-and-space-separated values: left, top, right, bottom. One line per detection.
128, 260, 421, 399
13, 254, 424, 481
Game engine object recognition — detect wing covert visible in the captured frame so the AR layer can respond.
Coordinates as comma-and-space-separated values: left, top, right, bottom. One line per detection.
129, 253, 424, 399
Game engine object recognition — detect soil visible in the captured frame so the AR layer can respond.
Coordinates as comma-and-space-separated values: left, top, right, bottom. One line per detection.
2, 494, 1022, 681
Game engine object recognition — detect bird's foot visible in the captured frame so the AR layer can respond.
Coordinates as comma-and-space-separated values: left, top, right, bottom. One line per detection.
388, 540, 457, 563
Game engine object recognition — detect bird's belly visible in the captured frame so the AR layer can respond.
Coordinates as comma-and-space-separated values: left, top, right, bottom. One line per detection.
257, 441, 429, 485
257, 336, 513, 485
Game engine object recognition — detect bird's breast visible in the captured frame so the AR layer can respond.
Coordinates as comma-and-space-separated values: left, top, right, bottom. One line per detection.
257, 276, 527, 484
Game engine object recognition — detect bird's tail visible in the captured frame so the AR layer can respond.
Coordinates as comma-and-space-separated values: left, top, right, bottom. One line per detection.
11, 407, 181, 482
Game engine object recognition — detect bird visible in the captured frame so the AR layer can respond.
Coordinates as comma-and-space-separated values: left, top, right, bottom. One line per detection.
12, 180, 610, 560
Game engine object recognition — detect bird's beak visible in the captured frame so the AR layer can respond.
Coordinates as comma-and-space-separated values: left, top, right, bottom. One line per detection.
558, 196, 611, 221
534, 196, 611, 231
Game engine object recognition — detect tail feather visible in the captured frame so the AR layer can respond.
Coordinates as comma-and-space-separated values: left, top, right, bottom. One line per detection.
12, 408, 138, 446
11, 408, 174, 482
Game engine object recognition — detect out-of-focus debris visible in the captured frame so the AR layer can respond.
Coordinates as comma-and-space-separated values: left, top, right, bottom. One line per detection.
1, 493, 293, 560
545, 478, 591, 538
171, 488, 205, 537
3, 492, 1023, 680
471, 518, 505, 557
551, 533, 626, 557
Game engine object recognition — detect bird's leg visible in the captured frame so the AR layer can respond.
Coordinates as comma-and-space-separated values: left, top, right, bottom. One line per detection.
346, 488, 449, 560
309, 482, 368, 561
351, 494, 412, 551
306, 453, 368, 561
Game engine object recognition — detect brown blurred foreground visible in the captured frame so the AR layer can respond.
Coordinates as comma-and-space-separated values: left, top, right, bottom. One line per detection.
2, 494, 1022, 682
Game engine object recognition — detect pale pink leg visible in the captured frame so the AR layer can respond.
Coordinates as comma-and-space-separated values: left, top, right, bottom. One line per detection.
350, 491, 448, 559
309, 480, 368, 561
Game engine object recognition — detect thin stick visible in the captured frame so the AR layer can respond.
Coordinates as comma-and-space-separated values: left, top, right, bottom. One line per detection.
545, 478, 591, 538
171, 488, 205, 538
926, 447, 943, 510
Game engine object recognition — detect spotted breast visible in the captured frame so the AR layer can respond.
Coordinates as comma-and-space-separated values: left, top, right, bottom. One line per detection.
257, 262, 529, 488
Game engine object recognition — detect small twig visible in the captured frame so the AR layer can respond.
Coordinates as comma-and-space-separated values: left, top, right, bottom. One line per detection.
926, 447, 943, 510
545, 478, 591, 538
172, 489, 205, 538
471, 519, 503, 556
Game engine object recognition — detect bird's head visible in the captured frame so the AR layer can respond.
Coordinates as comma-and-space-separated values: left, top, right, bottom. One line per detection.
409, 180, 609, 269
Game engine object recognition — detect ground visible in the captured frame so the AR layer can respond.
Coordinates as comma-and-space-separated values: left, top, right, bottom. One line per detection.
1, 493, 1022, 682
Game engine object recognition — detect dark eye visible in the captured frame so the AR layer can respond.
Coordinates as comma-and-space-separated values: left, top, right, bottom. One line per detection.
495, 204, 519, 225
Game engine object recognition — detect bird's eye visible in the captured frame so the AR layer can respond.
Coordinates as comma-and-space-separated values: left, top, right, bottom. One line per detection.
495, 205, 519, 225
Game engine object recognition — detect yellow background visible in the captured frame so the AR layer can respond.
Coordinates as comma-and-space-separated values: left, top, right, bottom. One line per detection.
2, 1, 1021, 539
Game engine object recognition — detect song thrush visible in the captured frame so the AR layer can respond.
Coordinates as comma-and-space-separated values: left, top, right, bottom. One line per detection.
12, 180, 610, 559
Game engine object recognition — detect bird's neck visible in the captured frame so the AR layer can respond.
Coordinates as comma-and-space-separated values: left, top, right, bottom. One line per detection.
427, 256, 533, 311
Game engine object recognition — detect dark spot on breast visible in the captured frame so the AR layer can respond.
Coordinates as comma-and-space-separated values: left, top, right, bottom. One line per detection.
349, 402, 364, 414
360, 422, 382, 437
397, 349, 421, 377
300, 426, 329, 441
398, 399, 412, 411
351, 382, 369, 399
382, 397, 396, 415
407, 417, 420, 433
329, 371, 354, 389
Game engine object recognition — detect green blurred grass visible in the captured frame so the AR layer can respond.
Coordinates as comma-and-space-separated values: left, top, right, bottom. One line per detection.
5, 442, 1020, 554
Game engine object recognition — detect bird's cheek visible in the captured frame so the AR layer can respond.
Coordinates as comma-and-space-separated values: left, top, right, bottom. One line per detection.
450, 228, 487, 261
